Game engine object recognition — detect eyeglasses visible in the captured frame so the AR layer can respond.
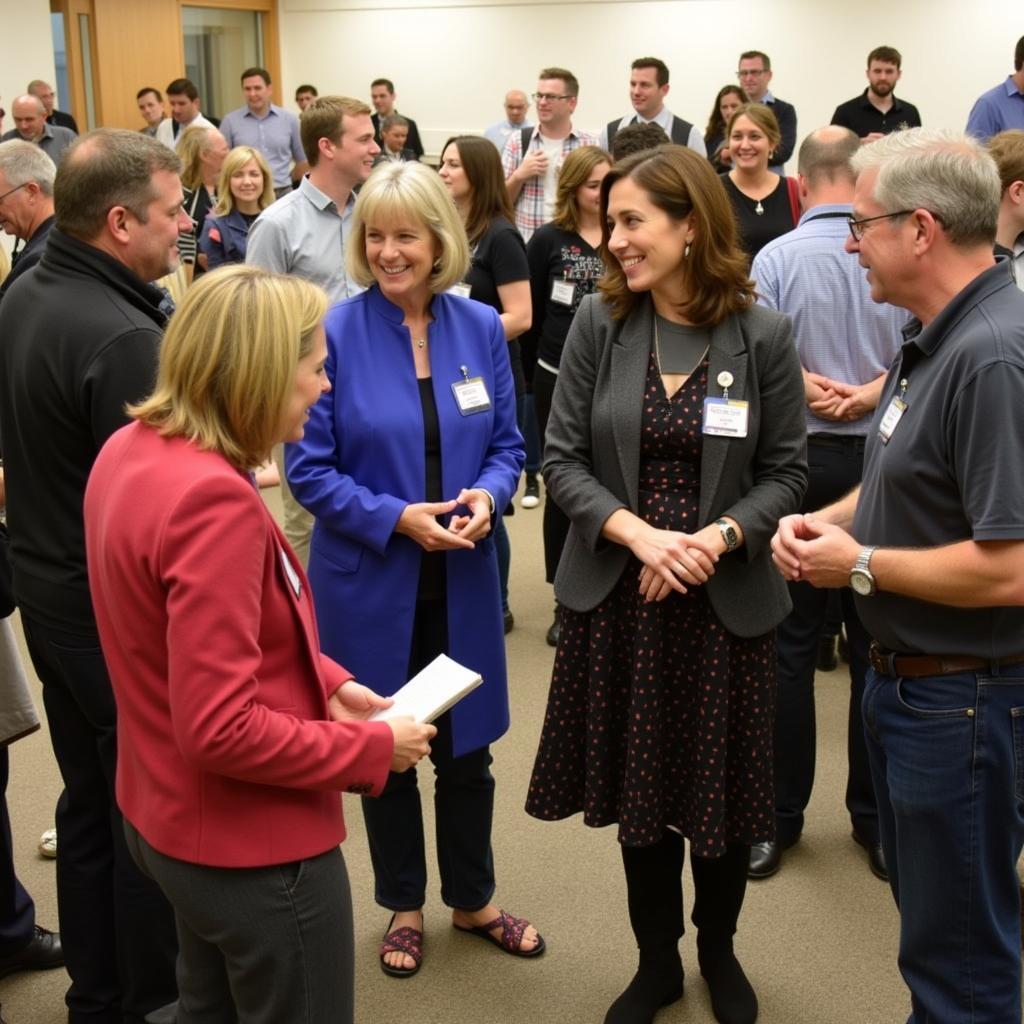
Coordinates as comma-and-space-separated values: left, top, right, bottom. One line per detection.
0, 183, 28, 205
532, 92, 571, 103
736, 69, 766, 78
846, 209, 917, 241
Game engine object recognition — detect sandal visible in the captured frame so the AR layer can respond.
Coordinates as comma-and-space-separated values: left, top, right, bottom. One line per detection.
453, 909, 545, 958
379, 914, 423, 978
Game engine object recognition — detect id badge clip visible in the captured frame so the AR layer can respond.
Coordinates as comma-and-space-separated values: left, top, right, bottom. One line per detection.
451, 365, 492, 416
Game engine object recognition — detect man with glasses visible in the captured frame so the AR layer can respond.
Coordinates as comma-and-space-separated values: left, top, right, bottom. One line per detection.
599, 57, 705, 156
484, 89, 532, 152
772, 127, 1024, 1024
748, 125, 905, 883
0, 141, 56, 303
501, 67, 596, 242
736, 50, 796, 172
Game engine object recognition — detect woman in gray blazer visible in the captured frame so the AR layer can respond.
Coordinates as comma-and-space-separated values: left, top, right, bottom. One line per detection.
526, 146, 806, 1024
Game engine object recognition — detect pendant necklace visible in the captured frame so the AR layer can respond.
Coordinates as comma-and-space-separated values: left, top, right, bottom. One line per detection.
754, 199, 765, 216
414, 338, 426, 349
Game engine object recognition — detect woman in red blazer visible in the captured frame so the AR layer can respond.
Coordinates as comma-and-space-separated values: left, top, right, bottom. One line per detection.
84, 265, 435, 1024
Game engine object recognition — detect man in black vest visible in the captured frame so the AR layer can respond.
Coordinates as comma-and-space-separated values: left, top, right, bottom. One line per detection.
600, 57, 705, 157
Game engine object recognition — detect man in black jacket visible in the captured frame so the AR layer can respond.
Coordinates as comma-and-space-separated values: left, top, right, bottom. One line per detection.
0, 140, 56, 304
0, 128, 187, 1024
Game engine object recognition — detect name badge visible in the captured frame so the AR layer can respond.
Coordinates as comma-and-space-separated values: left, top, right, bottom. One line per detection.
877, 396, 906, 444
448, 283, 472, 299
550, 279, 575, 306
702, 397, 749, 437
452, 376, 492, 416
280, 546, 301, 598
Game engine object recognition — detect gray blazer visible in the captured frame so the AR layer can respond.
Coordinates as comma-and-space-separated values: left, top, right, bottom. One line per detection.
544, 293, 807, 638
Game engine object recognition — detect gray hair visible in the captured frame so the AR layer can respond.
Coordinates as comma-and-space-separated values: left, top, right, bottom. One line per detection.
797, 126, 860, 186
850, 127, 1000, 247
0, 139, 56, 196
380, 114, 408, 134
55, 129, 182, 241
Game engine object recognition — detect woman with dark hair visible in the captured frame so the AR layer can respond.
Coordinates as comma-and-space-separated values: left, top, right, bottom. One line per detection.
523, 144, 611, 645
704, 85, 747, 172
720, 103, 800, 260
526, 145, 806, 1024
439, 134, 531, 632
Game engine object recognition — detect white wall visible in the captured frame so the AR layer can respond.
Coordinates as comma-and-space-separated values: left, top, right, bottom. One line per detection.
280, 0, 1022, 157
0, 0, 55, 257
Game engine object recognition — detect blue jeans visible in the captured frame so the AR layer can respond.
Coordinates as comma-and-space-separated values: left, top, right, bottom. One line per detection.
862, 665, 1024, 1023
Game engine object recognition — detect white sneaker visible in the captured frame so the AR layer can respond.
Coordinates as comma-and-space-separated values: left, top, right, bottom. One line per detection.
38, 828, 56, 859
521, 475, 540, 509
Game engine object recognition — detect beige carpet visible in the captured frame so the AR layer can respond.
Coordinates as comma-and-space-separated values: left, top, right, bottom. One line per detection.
0, 480, 907, 1023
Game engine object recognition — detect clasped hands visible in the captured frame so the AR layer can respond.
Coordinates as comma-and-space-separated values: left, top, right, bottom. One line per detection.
771, 514, 862, 588
631, 523, 723, 604
395, 488, 492, 552
806, 373, 873, 423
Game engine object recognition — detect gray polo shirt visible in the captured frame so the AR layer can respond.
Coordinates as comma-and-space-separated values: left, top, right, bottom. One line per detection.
245, 176, 363, 303
852, 261, 1024, 658
1, 124, 76, 165
218, 104, 304, 189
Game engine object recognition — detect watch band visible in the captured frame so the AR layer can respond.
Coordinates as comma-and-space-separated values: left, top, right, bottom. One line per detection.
715, 518, 739, 552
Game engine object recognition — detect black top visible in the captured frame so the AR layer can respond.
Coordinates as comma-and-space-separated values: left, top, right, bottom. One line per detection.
720, 174, 797, 261
0, 215, 55, 305
524, 222, 605, 369
47, 109, 78, 134
853, 262, 1024, 657
180, 186, 215, 273
417, 377, 445, 600
0, 228, 167, 631
705, 131, 729, 172
764, 96, 797, 166
371, 112, 424, 160
831, 90, 922, 138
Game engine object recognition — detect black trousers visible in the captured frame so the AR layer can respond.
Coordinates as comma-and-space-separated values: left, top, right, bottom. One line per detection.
621, 832, 749, 950
773, 435, 878, 845
21, 613, 178, 1024
0, 747, 34, 956
534, 363, 571, 585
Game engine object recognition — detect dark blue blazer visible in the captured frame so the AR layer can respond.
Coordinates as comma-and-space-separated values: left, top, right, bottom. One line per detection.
198, 209, 252, 269
286, 286, 524, 756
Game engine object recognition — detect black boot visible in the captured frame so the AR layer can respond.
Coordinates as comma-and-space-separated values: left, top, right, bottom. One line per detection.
605, 833, 686, 1024
691, 844, 758, 1024
604, 944, 683, 1024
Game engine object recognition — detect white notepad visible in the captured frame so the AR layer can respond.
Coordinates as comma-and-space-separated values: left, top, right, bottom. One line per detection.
368, 654, 482, 724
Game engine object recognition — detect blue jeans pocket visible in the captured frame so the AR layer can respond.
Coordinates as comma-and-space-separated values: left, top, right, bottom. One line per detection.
894, 672, 975, 718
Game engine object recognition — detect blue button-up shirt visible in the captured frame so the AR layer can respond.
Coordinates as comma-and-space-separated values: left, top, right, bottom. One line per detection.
966, 76, 1024, 142
751, 202, 906, 435
219, 103, 305, 188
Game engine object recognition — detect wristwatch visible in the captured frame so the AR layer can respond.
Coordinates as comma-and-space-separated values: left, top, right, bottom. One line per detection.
715, 518, 740, 552
849, 546, 878, 597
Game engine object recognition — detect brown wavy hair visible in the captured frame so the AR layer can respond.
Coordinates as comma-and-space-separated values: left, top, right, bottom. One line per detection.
440, 135, 514, 247
598, 144, 755, 324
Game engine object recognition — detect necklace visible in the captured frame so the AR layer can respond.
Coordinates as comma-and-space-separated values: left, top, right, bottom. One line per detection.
414, 338, 426, 349
754, 199, 765, 216
654, 319, 709, 380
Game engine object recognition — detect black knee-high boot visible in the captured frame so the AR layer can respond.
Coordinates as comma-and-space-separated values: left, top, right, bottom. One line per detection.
691, 843, 758, 1024
604, 832, 685, 1024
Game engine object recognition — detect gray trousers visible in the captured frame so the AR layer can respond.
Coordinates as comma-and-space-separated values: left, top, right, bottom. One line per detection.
124, 823, 353, 1024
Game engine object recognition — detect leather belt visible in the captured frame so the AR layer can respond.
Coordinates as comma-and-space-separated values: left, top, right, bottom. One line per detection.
868, 641, 1024, 679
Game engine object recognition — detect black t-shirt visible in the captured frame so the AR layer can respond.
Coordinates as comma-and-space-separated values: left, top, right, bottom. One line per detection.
830, 91, 922, 138
417, 377, 445, 601
525, 223, 606, 369
721, 173, 797, 262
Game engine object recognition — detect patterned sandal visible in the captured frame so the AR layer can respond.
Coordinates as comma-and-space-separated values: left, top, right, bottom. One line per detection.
379, 914, 423, 978
453, 909, 546, 957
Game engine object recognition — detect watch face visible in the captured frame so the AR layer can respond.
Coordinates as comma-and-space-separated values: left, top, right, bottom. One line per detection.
850, 570, 874, 597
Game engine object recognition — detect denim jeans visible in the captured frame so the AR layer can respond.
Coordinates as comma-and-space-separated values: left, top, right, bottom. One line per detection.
862, 665, 1024, 1023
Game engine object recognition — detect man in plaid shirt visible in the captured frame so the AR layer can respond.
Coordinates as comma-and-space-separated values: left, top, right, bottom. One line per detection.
502, 67, 597, 241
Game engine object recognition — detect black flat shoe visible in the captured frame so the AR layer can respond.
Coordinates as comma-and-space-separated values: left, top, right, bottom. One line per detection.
852, 831, 889, 882
747, 841, 781, 879
698, 941, 757, 1024
0, 926, 63, 979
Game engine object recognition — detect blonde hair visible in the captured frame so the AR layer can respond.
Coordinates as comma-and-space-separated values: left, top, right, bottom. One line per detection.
212, 146, 275, 216
131, 266, 328, 468
177, 124, 216, 191
347, 161, 470, 293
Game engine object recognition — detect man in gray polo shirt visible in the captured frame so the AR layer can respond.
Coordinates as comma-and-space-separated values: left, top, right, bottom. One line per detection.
0, 96, 75, 165
219, 67, 307, 198
772, 127, 1024, 1024
246, 95, 379, 563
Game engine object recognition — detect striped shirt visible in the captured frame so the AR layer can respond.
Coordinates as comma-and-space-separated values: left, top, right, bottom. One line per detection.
751, 203, 906, 435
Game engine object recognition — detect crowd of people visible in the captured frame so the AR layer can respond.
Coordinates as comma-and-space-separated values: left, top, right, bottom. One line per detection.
0, 31, 1023, 1024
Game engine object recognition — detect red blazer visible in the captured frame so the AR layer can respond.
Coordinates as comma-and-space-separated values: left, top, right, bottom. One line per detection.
84, 423, 393, 868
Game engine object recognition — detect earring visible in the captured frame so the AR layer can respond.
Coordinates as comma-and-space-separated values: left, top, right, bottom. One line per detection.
684, 243, 691, 258
431, 258, 442, 273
